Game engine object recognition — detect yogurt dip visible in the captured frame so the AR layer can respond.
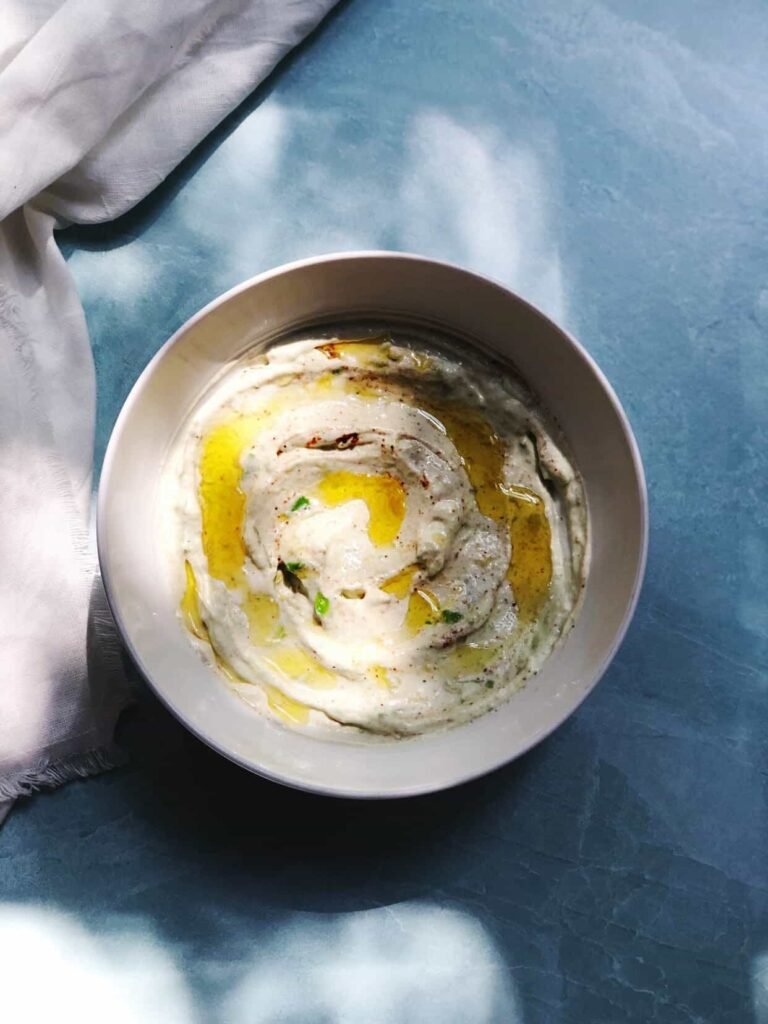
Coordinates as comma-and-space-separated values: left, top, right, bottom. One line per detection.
170, 331, 588, 736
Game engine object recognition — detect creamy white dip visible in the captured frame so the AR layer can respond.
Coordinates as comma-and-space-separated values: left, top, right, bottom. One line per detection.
170, 331, 588, 736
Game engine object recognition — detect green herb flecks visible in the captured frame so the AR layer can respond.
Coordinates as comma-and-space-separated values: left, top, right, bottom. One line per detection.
291, 496, 310, 511
441, 609, 463, 624
277, 560, 308, 597
314, 591, 330, 621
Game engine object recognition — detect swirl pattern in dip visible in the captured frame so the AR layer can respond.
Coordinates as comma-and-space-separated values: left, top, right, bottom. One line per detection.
172, 333, 588, 736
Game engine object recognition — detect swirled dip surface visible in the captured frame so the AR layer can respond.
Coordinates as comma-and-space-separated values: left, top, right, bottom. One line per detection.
173, 333, 588, 736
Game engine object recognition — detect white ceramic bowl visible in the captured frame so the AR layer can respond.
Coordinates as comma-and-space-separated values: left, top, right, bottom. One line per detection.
98, 252, 647, 798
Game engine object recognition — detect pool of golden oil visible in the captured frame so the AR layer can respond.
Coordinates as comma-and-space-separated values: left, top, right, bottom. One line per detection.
262, 646, 337, 688
405, 588, 441, 633
198, 412, 266, 589
443, 642, 498, 676
197, 377, 355, 589
180, 560, 208, 640
243, 592, 281, 644
424, 401, 552, 622
380, 563, 418, 599
314, 470, 406, 547
265, 685, 310, 725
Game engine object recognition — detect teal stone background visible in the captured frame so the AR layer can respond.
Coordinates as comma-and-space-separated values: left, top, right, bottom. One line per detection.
3, 1, 768, 1021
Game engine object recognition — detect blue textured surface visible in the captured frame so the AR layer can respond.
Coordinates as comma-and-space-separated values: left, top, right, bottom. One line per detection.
3, 1, 768, 1021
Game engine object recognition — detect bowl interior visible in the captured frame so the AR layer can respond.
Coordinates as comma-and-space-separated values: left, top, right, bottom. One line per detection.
98, 252, 647, 797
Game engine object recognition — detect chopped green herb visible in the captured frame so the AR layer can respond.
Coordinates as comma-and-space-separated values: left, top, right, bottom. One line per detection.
441, 609, 463, 624
274, 625, 287, 640
285, 561, 305, 573
485, 680, 495, 689
277, 560, 308, 596
314, 591, 330, 617
291, 496, 310, 511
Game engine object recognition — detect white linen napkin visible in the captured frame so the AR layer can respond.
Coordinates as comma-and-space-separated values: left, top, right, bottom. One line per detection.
0, 0, 339, 824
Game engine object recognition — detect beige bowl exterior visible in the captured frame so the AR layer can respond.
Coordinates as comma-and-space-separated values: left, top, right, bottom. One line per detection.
98, 252, 647, 798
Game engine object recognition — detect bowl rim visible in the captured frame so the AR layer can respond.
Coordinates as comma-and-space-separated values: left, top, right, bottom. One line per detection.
98, 249, 649, 798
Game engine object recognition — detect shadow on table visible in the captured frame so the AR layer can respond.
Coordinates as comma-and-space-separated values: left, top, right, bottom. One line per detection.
112, 658, 538, 915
